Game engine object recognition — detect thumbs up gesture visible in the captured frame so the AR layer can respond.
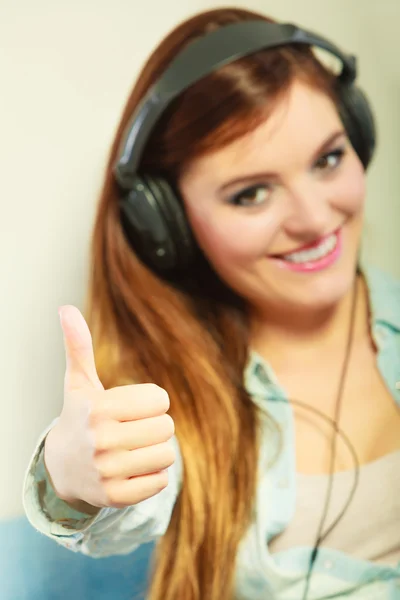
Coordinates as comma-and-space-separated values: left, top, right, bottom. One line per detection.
44, 306, 176, 510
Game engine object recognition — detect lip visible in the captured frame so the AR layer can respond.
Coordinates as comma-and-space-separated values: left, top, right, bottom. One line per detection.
272, 228, 340, 257
270, 227, 343, 273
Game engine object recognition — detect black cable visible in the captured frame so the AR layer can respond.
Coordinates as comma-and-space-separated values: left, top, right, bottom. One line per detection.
299, 276, 359, 600
287, 397, 360, 540
265, 270, 400, 600
268, 395, 360, 600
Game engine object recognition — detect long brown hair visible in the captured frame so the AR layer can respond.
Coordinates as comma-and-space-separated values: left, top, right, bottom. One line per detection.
86, 7, 338, 600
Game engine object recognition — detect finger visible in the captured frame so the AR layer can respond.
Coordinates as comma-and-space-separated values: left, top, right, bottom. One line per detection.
94, 384, 170, 422
105, 470, 169, 507
93, 414, 175, 451
59, 305, 103, 392
95, 442, 176, 479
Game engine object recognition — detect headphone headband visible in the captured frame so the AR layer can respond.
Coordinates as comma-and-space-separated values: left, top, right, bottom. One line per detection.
114, 20, 357, 187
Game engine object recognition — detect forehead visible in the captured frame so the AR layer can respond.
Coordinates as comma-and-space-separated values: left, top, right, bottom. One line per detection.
181, 80, 342, 188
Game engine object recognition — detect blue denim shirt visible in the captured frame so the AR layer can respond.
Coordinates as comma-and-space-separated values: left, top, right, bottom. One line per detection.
23, 263, 400, 599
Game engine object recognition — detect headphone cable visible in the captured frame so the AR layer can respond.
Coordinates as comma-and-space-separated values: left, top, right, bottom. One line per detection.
299, 275, 359, 600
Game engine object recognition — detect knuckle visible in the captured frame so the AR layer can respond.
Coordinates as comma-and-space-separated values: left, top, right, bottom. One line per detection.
103, 483, 123, 507
147, 384, 170, 411
90, 485, 111, 509
92, 423, 113, 451
158, 389, 170, 412
162, 443, 176, 466
88, 404, 104, 426
105, 481, 140, 508
87, 394, 108, 425
103, 478, 131, 507
104, 471, 169, 507
93, 453, 113, 478
161, 413, 175, 437
156, 470, 169, 491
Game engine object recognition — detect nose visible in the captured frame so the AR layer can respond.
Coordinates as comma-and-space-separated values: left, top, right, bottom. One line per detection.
283, 179, 333, 241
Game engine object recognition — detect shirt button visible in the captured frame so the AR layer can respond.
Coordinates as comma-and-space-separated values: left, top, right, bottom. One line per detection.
324, 560, 333, 570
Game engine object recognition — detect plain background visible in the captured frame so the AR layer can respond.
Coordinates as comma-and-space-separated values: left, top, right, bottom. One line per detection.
1, 0, 399, 521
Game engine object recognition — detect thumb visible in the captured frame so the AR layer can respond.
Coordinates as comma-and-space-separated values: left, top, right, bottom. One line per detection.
59, 305, 104, 392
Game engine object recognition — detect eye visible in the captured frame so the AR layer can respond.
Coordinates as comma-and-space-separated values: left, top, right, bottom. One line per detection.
314, 147, 346, 172
228, 184, 272, 207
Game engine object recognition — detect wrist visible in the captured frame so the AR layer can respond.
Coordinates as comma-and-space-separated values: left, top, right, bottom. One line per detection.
43, 425, 71, 501
43, 427, 100, 516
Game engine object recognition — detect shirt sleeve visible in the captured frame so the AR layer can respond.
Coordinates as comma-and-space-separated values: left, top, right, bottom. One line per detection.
22, 420, 182, 557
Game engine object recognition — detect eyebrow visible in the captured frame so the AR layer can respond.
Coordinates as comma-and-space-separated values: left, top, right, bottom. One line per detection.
217, 129, 347, 193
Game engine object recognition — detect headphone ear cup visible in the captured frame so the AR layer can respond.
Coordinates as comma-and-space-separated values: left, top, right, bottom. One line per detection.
119, 175, 177, 271
119, 174, 194, 273
338, 84, 376, 169
143, 175, 195, 269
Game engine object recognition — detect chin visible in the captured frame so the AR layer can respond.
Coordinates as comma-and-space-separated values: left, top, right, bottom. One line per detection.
287, 265, 358, 312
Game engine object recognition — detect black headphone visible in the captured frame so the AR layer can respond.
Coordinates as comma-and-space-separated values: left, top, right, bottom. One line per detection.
114, 20, 376, 275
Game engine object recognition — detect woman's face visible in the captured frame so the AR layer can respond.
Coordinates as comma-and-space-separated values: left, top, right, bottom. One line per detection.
179, 80, 366, 315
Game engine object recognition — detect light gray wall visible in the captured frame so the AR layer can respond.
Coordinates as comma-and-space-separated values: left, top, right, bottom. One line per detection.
1, 0, 398, 519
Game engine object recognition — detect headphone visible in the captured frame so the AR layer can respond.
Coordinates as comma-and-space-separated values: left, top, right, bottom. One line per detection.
114, 20, 376, 275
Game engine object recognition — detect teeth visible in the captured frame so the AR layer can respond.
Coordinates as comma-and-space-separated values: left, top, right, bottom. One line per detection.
283, 234, 337, 263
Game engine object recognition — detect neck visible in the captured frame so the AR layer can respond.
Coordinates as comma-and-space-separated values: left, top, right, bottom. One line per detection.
250, 275, 369, 356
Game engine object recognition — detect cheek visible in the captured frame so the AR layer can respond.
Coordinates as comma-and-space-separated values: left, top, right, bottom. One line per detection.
334, 156, 366, 215
187, 208, 270, 269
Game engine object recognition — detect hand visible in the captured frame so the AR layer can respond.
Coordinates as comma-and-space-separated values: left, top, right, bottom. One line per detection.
44, 306, 175, 509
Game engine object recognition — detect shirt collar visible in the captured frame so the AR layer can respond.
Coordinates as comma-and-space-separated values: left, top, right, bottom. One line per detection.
244, 350, 278, 393
362, 262, 400, 332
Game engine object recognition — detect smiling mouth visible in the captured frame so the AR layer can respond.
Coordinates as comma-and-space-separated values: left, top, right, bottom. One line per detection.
281, 232, 338, 263
270, 228, 342, 272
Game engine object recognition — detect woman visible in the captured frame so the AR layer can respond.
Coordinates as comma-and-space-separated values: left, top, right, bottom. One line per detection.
23, 7, 400, 600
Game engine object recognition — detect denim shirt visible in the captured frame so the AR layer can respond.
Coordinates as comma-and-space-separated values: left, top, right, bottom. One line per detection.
23, 264, 400, 599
